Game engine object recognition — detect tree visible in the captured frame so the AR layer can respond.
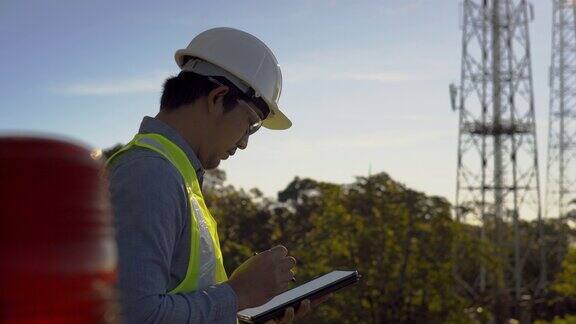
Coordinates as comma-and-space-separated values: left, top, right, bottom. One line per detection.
211, 172, 474, 323
552, 248, 576, 299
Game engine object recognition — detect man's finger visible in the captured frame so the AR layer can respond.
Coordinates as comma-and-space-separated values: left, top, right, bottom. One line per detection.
279, 307, 295, 324
279, 256, 296, 270
294, 299, 311, 319
270, 245, 288, 258
311, 293, 333, 308
279, 269, 295, 283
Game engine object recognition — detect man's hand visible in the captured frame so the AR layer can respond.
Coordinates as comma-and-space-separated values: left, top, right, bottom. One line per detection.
228, 245, 296, 310
264, 294, 332, 324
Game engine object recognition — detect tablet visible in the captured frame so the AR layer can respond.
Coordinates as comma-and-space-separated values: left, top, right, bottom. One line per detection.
237, 270, 360, 323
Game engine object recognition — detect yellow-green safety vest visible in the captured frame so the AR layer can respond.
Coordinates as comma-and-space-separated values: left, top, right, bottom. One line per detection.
107, 133, 228, 293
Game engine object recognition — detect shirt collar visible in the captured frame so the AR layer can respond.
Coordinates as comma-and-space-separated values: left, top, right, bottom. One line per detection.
138, 116, 205, 183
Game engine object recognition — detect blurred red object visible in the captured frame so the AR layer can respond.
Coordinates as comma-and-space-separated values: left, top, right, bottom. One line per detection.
0, 136, 118, 323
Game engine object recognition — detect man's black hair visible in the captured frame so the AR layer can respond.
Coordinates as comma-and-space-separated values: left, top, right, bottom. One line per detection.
160, 72, 242, 111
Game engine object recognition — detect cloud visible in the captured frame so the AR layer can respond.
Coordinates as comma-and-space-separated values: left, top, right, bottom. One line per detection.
317, 129, 453, 149
348, 72, 424, 83
283, 66, 424, 83
282, 49, 445, 84
261, 129, 454, 157
49, 71, 172, 96
379, 0, 428, 16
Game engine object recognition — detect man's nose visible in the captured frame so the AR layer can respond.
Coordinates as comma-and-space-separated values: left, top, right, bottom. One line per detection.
237, 133, 249, 150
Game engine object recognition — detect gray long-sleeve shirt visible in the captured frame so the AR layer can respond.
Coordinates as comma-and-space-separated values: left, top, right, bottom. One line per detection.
108, 116, 238, 324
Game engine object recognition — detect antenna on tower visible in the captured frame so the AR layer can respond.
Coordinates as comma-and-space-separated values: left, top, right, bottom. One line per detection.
449, 83, 458, 111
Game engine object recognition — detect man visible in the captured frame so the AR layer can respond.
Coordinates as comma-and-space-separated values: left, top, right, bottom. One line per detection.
107, 28, 323, 323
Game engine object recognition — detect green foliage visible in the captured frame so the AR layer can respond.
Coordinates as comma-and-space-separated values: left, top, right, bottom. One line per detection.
201, 167, 576, 322
554, 314, 576, 324
551, 248, 576, 299
205, 171, 475, 323
541, 314, 576, 324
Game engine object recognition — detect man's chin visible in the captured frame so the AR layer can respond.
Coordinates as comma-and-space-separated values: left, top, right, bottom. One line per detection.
204, 159, 221, 170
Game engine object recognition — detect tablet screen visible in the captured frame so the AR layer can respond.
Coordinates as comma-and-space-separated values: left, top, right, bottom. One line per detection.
238, 270, 355, 318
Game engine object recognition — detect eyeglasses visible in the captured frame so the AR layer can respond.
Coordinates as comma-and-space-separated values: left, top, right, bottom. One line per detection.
242, 101, 263, 135
208, 76, 270, 136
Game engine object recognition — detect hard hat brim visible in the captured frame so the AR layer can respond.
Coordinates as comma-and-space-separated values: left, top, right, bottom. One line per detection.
175, 49, 191, 68
263, 104, 292, 130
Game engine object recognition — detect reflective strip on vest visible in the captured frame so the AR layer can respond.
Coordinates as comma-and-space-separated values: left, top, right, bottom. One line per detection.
189, 195, 217, 289
106, 133, 228, 293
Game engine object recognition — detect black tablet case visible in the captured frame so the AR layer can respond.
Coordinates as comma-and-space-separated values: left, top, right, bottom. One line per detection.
238, 270, 360, 324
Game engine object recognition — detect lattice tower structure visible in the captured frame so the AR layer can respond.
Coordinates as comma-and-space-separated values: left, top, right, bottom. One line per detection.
546, 0, 576, 264
451, 0, 546, 309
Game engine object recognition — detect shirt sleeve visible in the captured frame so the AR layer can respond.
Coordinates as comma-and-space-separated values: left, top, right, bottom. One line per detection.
108, 154, 238, 324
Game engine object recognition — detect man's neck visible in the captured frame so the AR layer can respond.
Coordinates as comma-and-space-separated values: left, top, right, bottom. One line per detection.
155, 109, 204, 162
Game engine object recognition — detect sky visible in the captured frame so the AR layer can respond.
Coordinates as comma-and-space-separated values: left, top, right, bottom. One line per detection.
0, 0, 556, 203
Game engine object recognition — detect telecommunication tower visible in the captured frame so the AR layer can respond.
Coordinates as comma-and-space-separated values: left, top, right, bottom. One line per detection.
450, 0, 546, 314
546, 0, 576, 262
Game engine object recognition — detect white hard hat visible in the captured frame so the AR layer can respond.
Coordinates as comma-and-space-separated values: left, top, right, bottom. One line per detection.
175, 27, 291, 130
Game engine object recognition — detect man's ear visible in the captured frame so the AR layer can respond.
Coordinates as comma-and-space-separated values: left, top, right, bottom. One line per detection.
207, 85, 229, 115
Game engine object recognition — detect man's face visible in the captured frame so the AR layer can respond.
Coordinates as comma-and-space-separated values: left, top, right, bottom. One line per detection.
203, 98, 264, 170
